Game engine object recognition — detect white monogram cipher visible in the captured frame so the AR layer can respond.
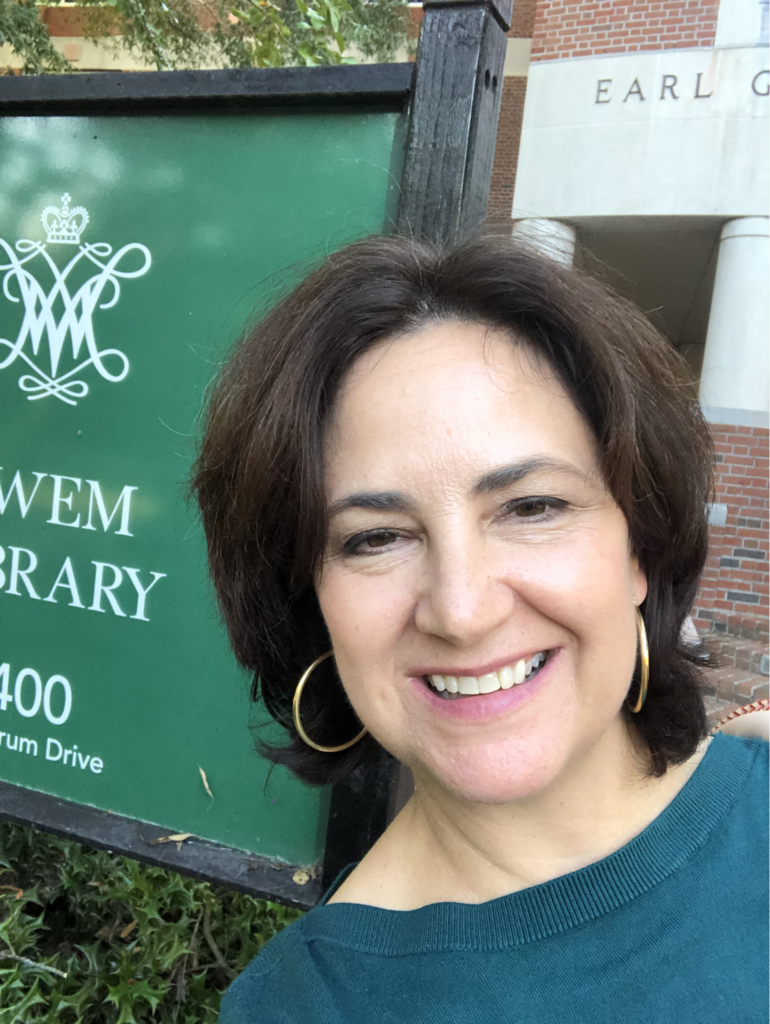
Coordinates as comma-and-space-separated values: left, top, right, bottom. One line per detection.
0, 194, 151, 406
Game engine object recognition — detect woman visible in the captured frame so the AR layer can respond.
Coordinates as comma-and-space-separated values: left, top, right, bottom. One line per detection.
193, 236, 768, 1023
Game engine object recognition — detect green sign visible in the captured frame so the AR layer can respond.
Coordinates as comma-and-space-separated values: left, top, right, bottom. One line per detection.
0, 109, 404, 873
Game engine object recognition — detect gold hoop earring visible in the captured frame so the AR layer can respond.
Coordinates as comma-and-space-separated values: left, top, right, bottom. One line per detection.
631, 607, 649, 713
292, 651, 368, 753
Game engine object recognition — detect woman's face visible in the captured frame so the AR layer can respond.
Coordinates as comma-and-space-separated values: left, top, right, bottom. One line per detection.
317, 322, 647, 804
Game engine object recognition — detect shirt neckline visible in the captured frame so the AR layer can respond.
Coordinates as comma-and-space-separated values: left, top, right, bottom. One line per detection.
306, 734, 758, 954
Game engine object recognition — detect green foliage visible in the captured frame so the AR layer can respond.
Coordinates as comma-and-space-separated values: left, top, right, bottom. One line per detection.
232, 0, 412, 68
80, 0, 256, 72
0, 821, 302, 1023
0, 0, 70, 74
345, 0, 413, 63
0, 0, 412, 74
232, 0, 354, 68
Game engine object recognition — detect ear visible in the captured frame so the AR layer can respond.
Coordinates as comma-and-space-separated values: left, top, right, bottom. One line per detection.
631, 555, 648, 607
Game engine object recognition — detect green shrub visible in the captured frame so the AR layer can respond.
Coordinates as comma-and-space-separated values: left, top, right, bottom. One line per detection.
0, 821, 302, 1023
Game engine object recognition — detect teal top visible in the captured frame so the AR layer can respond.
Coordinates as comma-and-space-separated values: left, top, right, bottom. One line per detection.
221, 735, 769, 1024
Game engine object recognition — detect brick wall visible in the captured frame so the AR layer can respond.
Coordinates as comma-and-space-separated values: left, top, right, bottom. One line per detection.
692, 424, 770, 643
37, 0, 241, 39
39, 6, 119, 36
531, 0, 719, 62
509, 0, 538, 38
487, 0, 536, 227
488, 78, 529, 228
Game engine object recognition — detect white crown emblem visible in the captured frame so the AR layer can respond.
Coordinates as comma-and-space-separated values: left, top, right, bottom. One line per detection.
41, 193, 89, 245
0, 192, 151, 405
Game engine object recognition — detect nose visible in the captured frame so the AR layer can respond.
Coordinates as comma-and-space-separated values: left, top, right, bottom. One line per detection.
414, 533, 515, 647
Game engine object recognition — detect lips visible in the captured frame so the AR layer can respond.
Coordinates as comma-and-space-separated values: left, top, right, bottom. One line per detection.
424, 651, 550, 700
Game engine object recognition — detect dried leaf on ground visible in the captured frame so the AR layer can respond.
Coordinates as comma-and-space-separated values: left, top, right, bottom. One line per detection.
149, 833, 194, 846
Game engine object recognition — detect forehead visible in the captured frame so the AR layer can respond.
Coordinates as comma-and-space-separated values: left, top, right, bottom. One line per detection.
323, 321, 599, 493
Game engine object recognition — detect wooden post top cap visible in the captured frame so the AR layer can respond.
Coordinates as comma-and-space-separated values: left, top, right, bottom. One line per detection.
422, 0, 513, 33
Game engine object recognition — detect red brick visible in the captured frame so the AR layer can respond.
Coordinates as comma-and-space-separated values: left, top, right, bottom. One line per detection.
734, 679, 758, 700
531, 0, 717, 61
717, 676, 740, 700
508, 0, 537, 37
487, 77, 529, 226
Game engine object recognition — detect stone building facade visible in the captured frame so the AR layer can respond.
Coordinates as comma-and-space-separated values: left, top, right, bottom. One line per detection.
489, 0, 769, 677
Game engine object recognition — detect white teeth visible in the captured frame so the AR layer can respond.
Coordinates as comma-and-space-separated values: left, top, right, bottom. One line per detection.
478, 673, 500, 694
526, 653, 545, 676
427, 652, 548, 696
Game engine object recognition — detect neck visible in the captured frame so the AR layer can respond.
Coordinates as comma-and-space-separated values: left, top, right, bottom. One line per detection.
340, 719, 708, 910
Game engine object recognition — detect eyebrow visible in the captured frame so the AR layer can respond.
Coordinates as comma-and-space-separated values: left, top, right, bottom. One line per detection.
472, 456, 589, 495
327, 457, 588, 519
327, 490, 416, 519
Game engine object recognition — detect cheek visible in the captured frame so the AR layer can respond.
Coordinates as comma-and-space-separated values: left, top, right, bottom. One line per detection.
509, 524, 640, 693
513, 524, 637, 618
318, 569, 410, 646
315, 567, 414, 708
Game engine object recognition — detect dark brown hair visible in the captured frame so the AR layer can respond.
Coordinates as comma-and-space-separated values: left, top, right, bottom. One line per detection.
192, 234, 713, 786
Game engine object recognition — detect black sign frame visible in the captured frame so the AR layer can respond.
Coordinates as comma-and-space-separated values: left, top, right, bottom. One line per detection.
0, 0, 511, 910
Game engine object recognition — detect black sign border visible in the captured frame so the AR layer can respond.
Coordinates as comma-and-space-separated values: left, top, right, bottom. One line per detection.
0, 63, 414, 113
0, 62, 411, 912
0, 0, 512, 906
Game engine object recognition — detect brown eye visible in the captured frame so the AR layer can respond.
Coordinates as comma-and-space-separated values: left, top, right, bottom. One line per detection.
514, 499, 549, 517
364, 531, 397, 548
343, 529, 402, 556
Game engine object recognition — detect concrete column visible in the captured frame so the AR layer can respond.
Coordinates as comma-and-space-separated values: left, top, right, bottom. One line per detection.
512, 218, 577, 268
699, 217, 770, 427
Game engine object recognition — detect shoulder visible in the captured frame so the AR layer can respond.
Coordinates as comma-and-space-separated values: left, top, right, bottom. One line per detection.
713, 733, 768, 795
218, 916, 315, 1024
218, 901, 373, 1024
742, 734, 769, 794
716, 702, 769, 742
710, 735, 768, 844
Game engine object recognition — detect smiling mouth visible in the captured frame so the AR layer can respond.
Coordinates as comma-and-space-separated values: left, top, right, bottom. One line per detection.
423, 650, 552, 700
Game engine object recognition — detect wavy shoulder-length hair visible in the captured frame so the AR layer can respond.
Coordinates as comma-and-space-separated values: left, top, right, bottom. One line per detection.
192, 234, 713, 786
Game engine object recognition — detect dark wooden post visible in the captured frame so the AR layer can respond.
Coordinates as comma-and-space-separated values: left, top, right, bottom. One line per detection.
322, 752, 398, 891
396, 0, 514, 243
324, 0, 515, 872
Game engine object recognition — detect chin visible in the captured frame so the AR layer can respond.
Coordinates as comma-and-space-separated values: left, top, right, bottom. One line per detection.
421, 735, 571, 806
